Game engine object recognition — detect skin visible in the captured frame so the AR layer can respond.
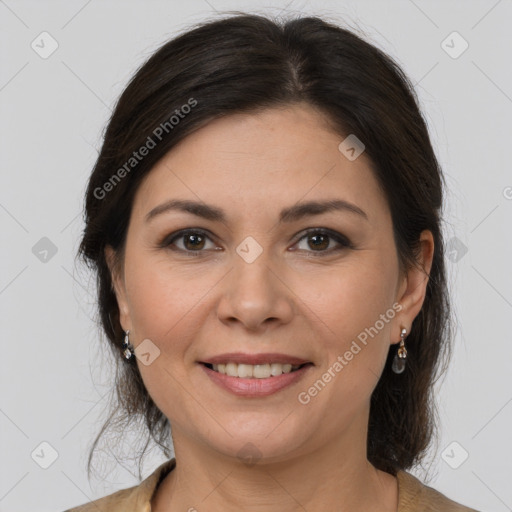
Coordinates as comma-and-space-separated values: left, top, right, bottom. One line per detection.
106, 102, 434, 512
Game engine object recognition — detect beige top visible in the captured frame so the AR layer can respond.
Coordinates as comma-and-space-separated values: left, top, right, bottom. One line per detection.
65, 458, 479, 512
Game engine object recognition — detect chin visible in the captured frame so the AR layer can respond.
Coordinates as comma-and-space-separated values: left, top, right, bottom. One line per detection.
198, 415, 314, 464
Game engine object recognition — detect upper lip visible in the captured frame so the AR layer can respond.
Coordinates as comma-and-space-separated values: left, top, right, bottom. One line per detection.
200, 352, 311, 366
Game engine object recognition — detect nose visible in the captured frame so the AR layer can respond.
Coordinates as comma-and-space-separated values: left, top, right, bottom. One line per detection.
216, 251, 295, 332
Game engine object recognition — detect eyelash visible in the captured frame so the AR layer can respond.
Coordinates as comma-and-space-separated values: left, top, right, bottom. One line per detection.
159, 228, 353, 257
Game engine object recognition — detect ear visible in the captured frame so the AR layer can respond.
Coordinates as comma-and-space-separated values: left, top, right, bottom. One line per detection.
105, 245, 131, 331
393, 230, 435, 342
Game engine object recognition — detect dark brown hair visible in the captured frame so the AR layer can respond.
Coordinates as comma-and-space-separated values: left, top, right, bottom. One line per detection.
78, 13, 451, 479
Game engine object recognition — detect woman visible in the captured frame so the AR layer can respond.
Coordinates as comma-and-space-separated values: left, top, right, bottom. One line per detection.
66, 13, 479, 512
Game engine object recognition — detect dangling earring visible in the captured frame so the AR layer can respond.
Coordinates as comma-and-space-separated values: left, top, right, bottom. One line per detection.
122, 330, 135, 360
392, 327, 408, 374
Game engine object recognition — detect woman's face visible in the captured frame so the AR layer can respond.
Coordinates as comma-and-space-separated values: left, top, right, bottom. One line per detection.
107, 103, 432, 463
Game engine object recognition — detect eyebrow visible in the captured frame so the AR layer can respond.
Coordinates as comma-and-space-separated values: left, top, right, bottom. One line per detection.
145, 198, 368, 224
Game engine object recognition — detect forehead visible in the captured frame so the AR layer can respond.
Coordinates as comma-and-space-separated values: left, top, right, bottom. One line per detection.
132, 104, 389, 225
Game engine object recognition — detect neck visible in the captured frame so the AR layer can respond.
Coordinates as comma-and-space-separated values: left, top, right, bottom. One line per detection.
151, 410, 398, 512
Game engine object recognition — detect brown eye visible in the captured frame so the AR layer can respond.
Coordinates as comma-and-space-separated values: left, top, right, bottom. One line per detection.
162, 229, 218, 255
183, 233, 206, 250
307, 233, 330, 251
293, 228, 352, 255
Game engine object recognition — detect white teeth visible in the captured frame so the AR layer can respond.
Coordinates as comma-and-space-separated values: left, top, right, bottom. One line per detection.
237, 364, 253, 378
225, 363, 237, 376
253, 364, 271, 378
271, 363, 292, 375
210, 362, 301, 378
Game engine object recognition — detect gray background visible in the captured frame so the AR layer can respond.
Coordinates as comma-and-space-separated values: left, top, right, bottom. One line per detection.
1, 0, 511, 511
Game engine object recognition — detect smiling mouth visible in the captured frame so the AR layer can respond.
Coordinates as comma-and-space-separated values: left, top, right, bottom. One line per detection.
202, 362, 311, 379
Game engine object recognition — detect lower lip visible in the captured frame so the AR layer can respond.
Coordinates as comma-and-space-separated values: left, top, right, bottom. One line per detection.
200, 364, 312, 397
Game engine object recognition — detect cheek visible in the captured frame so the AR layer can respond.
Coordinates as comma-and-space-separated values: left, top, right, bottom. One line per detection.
293, 263, 397, 433
294, 255, 398, 347
124, 251, 216, 341
290, 254, 399, 411
122, 254, 220, 410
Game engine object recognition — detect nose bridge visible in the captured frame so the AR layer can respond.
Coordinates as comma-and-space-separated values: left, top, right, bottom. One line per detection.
232, 240, 278, 307
216, 237, 294, 329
